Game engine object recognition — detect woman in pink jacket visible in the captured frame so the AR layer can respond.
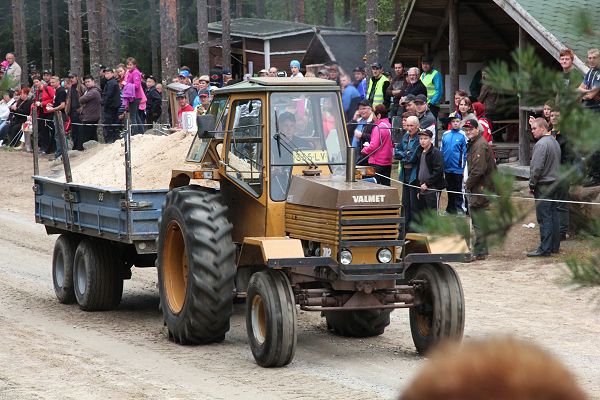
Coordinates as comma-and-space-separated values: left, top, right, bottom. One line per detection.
361, 104, 394, 185
124, 57, 146, 134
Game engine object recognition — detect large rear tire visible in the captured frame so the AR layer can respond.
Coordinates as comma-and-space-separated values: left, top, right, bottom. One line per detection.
246, 270, 297, 367
324, 309, 391, 337
408, 263, 464, 354
52, 234, 80, 304
157, 187, 236, 344
73, 239, 124, 311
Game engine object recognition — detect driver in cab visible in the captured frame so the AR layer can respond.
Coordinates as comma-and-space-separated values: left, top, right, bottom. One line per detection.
272, 112, 314, 163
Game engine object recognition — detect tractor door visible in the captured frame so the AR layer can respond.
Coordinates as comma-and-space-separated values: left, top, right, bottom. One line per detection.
220, 95, 268, 243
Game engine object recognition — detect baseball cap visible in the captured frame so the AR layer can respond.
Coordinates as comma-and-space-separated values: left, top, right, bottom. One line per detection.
317, 69, 328, 77
67, 71, 78, 78
421, 56, 433, 63
103, 67, 114, 73
371, 62, 383, 69
414, 94, 427, 104
199, 75, 210, 82
198, 89, 210, 97
222, 68, 232, 75
463, 119, 479, 129
402, 94, 416, 104
43, 69, 52, 75
175, 91, 186, 98
353, 66, 365, 73
418, 129, 433, 137
178, 70, 190, 78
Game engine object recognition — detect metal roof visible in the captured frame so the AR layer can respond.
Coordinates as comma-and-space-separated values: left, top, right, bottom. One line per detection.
207, 18, 318, 40
212, 77, 339, 95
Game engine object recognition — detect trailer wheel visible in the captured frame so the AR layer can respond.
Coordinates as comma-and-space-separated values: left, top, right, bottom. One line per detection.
408, 263, 464, 354
324, 309, 391, 337
157, 187, 236, 344
246, 270, 297, 367
73, 239, 124, 311
52, 234, 80, 304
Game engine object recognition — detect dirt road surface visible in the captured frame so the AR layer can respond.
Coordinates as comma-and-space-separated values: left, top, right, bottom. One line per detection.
1, 150, 599, 399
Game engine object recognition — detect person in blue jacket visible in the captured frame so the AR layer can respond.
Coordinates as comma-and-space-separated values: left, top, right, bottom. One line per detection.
441, 115, 467, 214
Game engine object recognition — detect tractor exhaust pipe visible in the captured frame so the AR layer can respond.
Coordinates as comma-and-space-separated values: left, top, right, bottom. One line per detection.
346, 147, 356, 182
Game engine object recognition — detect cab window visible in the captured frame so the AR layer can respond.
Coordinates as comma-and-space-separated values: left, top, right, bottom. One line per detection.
225, 99, 264, 197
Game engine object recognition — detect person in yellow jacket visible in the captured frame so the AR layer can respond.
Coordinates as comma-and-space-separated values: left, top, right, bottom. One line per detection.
420, 56, 443, 118
367, 62, 391, 109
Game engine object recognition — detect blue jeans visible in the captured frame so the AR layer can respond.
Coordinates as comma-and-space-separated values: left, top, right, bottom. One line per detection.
129, 98, 144, 135
534, 185, 560, 254
54, 114, 66, 159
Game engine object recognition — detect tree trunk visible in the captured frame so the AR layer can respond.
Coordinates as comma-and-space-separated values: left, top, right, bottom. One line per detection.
343, 0, 350, 27
40, 0, 51, 71
256, 0, 264, 18
197, 0, 210, 75
160, 0, 179, 84
365, 0, 378, 69
350, 0, 359, 31
11, 0, 28, 85
51, 0, 61, 74
208, 0, 217, 22
295, 0, 304, 23
221, 0, 231, 71
67, 0, 84, 76
325, 0, 334, 26
235, 0, 242, 18
149, 0, 160, 77
87, 0, 102, 77
101, 0, 120, 68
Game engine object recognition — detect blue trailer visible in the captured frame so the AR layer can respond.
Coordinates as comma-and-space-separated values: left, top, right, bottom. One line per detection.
33, 120, 167, 311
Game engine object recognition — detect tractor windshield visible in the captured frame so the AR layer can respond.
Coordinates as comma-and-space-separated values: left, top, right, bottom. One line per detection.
270, 91, 348, 201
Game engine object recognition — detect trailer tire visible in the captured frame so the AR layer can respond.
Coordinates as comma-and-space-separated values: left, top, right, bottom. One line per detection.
157, 187, 236, 344
408, 263, 464, 354
73, 239, 124, 311
52, 234, 80, 304
324, 309, 391, 337
246, 270, 297, 367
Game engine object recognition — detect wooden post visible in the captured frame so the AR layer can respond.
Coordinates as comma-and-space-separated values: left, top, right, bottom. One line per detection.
264, 39, 270, 70
448, 0, 459, 113
54, 112, 73, 183
518, 27, 530, 166
32, 107, 39, 176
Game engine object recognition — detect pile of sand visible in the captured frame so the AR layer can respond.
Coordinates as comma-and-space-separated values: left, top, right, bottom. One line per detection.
47, 131, 195, 189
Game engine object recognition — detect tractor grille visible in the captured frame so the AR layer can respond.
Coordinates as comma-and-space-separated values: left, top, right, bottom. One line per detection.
285, 204, 401, 245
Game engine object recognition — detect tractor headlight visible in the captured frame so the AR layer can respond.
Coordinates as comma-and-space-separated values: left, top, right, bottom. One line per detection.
339, 249, 353, 265
377, 248, 393, 263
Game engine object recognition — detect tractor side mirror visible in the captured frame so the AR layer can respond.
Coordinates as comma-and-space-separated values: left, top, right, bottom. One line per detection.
197, 114, 216, 138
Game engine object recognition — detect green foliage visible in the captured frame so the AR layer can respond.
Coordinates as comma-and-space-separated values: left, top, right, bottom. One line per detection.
0, 76, 17, 96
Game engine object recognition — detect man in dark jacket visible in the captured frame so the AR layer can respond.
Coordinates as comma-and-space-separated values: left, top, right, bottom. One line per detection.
77, 75, 102, 150
464, 119, 496, 260
102, 68, 121, 143
145, 76, 162, 124
415, 129, 446, 212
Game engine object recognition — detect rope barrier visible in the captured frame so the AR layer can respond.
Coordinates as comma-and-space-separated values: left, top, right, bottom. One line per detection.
8, 111, 168, 128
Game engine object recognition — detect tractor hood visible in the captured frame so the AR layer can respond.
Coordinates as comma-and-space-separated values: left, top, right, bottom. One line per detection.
286, 175, 401, 209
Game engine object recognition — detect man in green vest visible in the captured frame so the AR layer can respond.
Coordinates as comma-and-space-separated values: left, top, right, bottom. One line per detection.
420, 56, 443, 118
367, 62, 391, 110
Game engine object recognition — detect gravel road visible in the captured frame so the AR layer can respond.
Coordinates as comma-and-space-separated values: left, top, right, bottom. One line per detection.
0, 151, 599, 399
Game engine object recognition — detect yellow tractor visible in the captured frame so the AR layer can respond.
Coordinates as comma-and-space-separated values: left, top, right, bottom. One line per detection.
158, 77, 467, 367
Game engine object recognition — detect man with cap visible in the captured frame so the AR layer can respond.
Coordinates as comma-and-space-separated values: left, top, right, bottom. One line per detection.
176, 91, 194, 130
101, 67, 122, 143
367, 62, 390, 109
353, 66, 367, 99
317, 69, 329, 79
464, 118, 496, 261
42, 69, 52, 85
414, 94, 437, 141
193, 89, 210, 115
289, 60, 303, 78
258, 69, 268, 77
441, 115, 467, 214
222, 68, 233, 85
420, 56, 443, 118
414, 128, 446, 212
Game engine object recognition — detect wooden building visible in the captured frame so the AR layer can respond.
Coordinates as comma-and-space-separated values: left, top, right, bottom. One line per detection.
389, 0, 598, 165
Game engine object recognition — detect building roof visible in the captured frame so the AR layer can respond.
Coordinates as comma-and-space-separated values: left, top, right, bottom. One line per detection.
303, 31, 395, 75
213, 77, 338, 94
207, 18, 317, 40
389, 0, 596, 73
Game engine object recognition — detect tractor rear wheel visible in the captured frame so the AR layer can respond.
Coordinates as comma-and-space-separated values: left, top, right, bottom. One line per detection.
73, 238, 124, 311
408, 263, 464, 354
52, 234, 80, 304
324, 309, 391, 337
157, 187, 236, 344
246, 269, 297, 367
